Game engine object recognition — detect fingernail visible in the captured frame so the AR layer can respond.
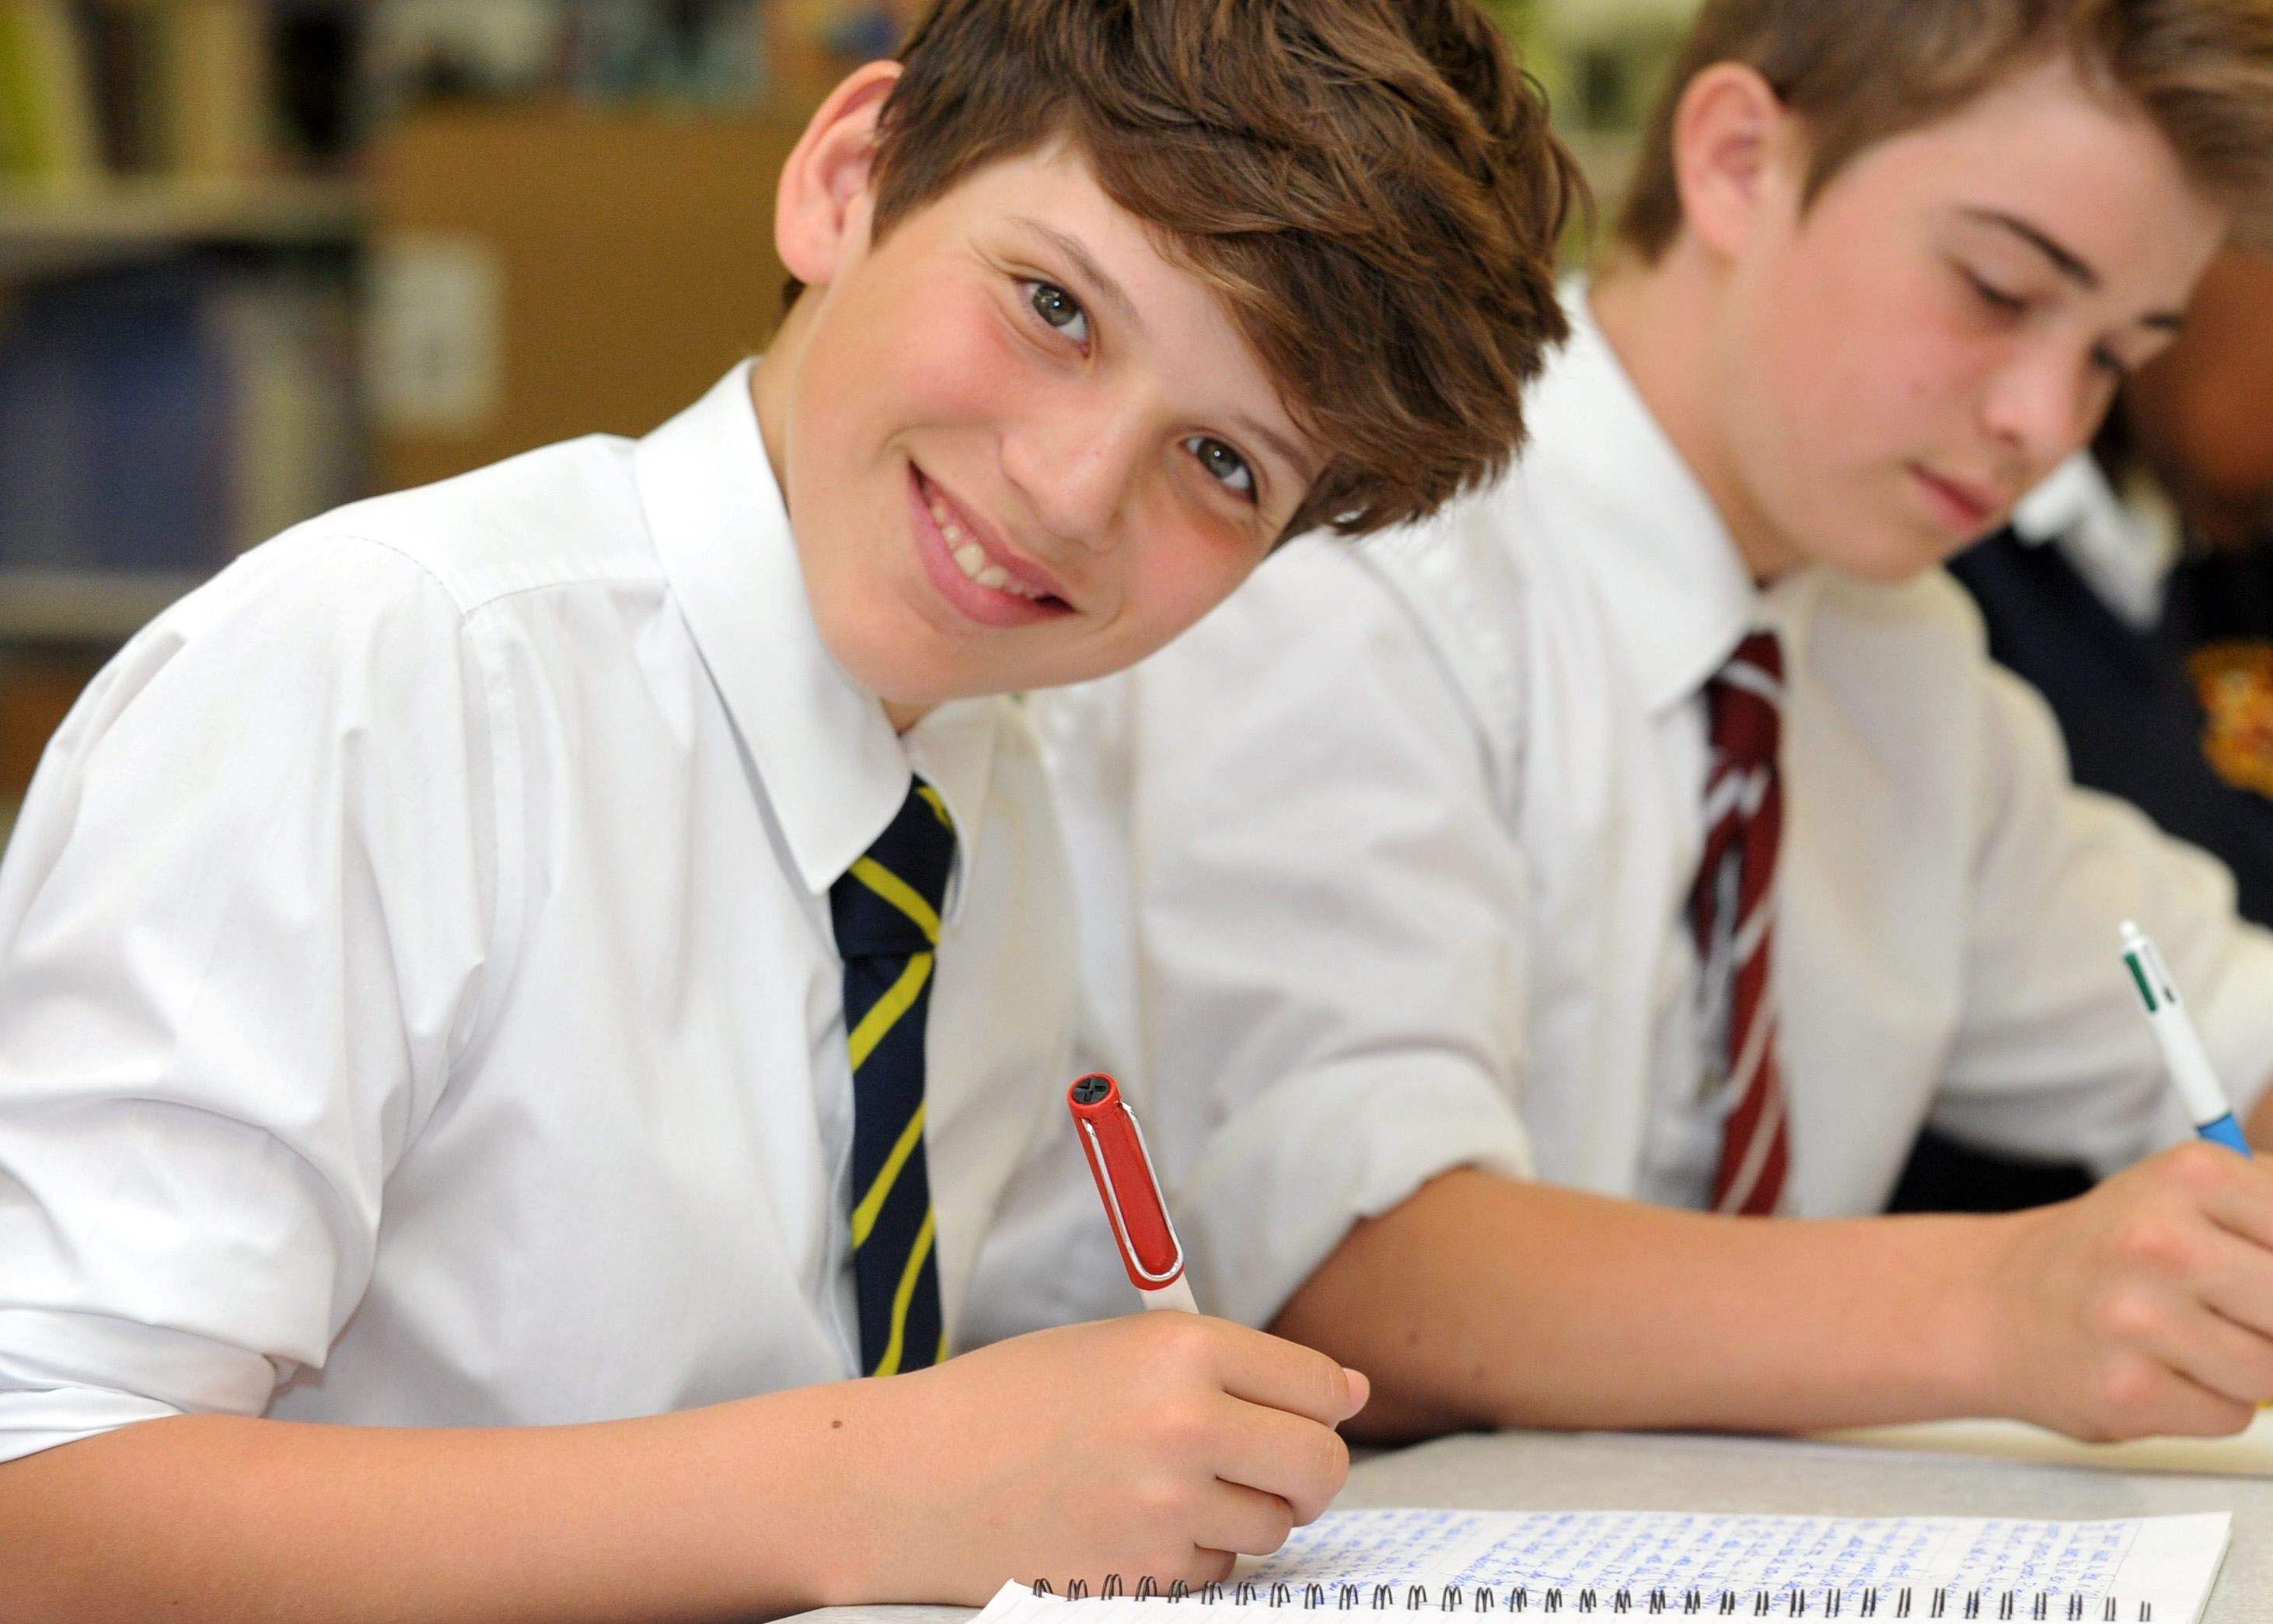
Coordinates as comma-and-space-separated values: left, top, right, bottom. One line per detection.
1343, 1367, 1371, 1413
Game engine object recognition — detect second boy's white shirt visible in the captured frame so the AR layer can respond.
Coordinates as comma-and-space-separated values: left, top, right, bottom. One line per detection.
1021, 285, 2273, 1335
0, 362, 1075, 1463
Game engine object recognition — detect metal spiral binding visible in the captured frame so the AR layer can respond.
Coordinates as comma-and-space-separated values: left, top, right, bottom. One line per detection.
1027, 1580, 2149, 1621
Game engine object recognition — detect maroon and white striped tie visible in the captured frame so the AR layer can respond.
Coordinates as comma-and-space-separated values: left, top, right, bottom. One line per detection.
1692, 630, 1790, 1217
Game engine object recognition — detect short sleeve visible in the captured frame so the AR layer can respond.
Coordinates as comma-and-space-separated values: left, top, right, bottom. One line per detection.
1021, 539, 1535, 1332
0, 531, 501, 1462
1935, 662, 2273, 1169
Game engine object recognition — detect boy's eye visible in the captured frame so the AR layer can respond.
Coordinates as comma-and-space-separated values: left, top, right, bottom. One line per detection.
1962, 267, 2027, 316
1185, 435, 1255, 501
1025, 280, 1089, 346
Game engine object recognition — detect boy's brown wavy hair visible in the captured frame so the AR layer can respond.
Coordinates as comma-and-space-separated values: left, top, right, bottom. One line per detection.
1618, 0, 2273, 262
857, 0, 1581, 540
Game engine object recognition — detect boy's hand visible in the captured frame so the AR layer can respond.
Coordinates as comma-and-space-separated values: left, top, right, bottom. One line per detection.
1972, 1140, 2273, 1441
833, 1313, 1367, 1603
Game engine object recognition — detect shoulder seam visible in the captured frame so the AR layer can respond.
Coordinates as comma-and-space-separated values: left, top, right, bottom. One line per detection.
297, 530, 664, 621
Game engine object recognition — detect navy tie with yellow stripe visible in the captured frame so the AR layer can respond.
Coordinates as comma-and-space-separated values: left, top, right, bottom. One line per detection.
830, 778, 957, 1377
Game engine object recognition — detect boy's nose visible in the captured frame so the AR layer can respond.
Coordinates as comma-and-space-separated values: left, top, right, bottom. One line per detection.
1000, 404, 1148, 554
1981, 344, 2108, 469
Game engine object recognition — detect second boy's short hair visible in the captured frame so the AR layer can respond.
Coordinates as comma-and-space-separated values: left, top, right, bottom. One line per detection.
869, 0, 1582, 540
1618, 0, 2273, 262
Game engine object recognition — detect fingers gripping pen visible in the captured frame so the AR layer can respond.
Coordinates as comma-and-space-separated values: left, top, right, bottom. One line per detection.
1067, 1072, 1201, 1313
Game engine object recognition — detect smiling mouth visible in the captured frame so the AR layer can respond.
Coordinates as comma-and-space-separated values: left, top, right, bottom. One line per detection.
925, 494, 1053, 601
910, 466, 1073, 613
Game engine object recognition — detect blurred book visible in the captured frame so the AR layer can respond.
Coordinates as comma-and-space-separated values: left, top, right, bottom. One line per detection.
366, 0, 773, 113
2, 0, 364, 189
169, 0, 273, 179
0, 257, 360, 575
209, 262, 361, 550
0, 1, 102, 189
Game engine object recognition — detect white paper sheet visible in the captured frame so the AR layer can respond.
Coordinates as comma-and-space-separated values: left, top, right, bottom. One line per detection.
976, 1507, 2231, 1623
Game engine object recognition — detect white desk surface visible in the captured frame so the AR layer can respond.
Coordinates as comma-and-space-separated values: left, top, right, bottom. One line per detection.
785, 1425, 2273, 1624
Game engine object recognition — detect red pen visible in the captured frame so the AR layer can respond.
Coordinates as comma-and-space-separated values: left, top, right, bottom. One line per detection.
1067, 1071, 1200, 1313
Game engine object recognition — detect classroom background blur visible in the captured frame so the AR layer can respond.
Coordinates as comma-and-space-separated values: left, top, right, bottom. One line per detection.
1, 0, 2268, 923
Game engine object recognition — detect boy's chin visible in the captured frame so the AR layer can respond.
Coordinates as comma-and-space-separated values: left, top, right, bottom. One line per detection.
1810, 522, 1967, 586
822, 613, 1137, 712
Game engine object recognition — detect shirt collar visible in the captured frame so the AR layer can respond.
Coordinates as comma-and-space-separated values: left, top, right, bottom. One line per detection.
1515, 279, 1774, 713
634, 360, 997, 918
2009, 450, 2178, 632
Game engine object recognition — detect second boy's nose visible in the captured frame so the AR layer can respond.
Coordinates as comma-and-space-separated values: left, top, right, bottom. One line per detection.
1981, 343, 2109, 475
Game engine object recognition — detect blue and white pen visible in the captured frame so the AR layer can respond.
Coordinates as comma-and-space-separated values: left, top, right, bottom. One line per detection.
2121, 920, 2251, 1154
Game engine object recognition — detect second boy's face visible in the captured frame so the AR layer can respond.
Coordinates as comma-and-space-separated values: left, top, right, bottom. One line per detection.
760, 78, 1321, 722
1712, 60, 2227, 582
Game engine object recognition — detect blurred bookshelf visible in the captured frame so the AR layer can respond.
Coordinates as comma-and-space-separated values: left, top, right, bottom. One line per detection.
0, 566, 208, 640
0, 174, 361, 277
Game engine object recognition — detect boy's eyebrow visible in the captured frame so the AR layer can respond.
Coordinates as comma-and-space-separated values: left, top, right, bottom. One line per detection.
1964, 206, 2100, 288
1014, 215, 1318, 487
1961, 207, 2186, 331
1016, 218, 1145, 336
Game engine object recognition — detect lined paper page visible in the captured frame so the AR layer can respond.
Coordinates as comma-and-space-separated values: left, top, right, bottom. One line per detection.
974, 1508, 2230, 1624
1247, 1506, 2226, 1598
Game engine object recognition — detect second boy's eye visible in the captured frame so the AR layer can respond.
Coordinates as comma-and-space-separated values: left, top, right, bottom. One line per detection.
1961, 267, 2028, 316
1025, 280, 1090, 347
1185, 435, 1255, 501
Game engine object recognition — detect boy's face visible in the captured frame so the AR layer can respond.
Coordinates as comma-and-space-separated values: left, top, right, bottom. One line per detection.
1704, 59, 2227, 583
758, 72, 1321, 723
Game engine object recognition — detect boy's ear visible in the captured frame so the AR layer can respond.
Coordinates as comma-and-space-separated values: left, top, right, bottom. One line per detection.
776, 60, 903, 290
1670, 62, 1793, 261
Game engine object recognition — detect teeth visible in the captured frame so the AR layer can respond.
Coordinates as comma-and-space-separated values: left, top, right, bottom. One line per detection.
930, 479, 1053, 602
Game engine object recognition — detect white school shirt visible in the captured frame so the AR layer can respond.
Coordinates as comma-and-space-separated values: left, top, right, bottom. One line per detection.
1016, 288, 2273, 1334
0, 361, 1075, 1463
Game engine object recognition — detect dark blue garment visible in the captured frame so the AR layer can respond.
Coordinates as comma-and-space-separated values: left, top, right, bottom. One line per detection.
1948, 529, 2273, 928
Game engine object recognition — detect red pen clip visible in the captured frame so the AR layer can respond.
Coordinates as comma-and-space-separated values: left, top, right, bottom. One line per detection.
1067, 1071, 1188, 1292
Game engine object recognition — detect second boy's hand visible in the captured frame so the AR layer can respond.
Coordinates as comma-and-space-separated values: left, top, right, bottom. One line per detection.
1968, 1133, 2273, 1441
1964, 923, 2273, 1441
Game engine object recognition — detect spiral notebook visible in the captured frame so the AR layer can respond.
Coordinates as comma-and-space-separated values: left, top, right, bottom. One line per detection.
988, 1507, 2233, 1622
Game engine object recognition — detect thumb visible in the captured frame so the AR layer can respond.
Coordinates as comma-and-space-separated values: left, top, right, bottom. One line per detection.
1339, 1367, 1371, 1420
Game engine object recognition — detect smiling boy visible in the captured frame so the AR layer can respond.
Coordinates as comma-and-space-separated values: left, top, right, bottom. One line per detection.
1032, 0, 2273, 1445
0, 2, 1573, 1616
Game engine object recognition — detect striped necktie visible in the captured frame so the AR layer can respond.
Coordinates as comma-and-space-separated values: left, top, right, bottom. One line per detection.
1691, 630, 1791, 1217
829, 778, 957, 1375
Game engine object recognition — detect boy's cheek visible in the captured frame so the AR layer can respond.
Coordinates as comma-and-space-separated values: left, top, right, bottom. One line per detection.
880, 275, 1039, 423
1117, 520, 1274, 661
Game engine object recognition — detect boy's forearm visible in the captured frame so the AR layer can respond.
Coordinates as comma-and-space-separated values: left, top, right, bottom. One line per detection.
0, 1385, 886, 1623
1270, 1167, 2001, 1442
